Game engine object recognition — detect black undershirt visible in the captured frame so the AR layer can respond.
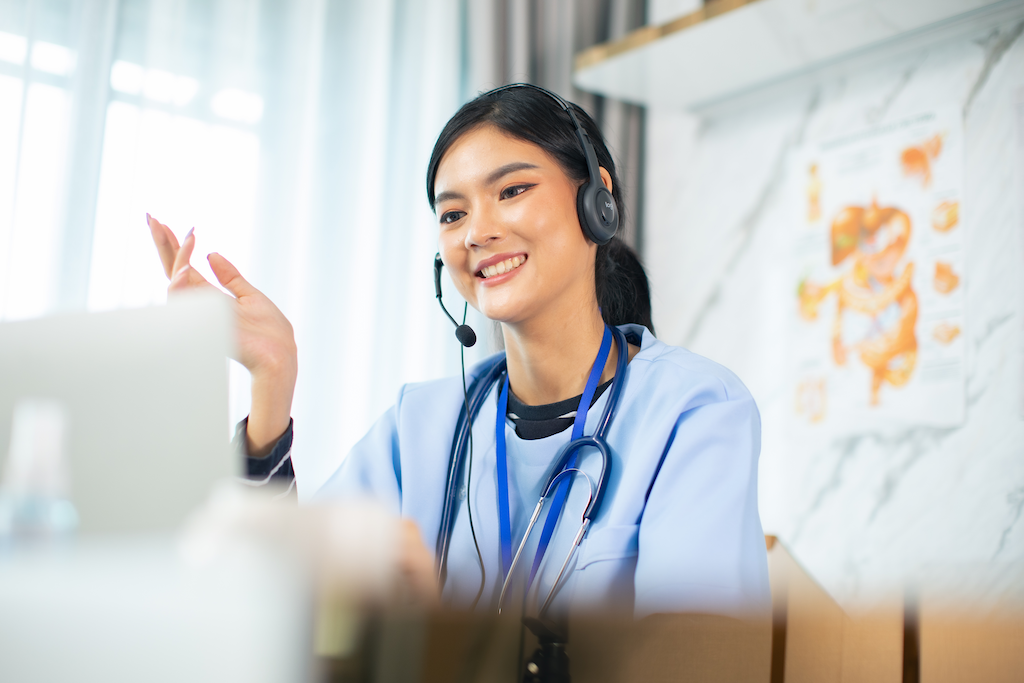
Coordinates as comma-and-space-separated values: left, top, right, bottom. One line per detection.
505, 375, 613, 440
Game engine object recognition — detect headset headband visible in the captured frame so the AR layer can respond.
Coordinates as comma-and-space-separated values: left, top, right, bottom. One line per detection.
482, 83, 618, 245
484, 83, 604, 197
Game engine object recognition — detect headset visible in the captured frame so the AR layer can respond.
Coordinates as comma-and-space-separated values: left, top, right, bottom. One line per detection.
493, 83, 619, 247
431, 84, 625, 619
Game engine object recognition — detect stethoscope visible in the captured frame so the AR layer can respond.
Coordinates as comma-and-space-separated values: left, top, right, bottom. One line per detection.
434, 323, 629, 618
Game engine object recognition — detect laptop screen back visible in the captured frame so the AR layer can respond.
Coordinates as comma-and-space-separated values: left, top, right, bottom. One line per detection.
0, 293, 234, 534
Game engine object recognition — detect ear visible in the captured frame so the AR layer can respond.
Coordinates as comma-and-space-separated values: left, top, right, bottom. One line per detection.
598, 166, 613, 194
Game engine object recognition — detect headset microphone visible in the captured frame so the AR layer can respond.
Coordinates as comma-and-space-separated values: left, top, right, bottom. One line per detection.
434, 254, 477, 347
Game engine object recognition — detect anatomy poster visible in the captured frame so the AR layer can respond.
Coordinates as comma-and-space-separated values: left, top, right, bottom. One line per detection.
790, 106, 965, 432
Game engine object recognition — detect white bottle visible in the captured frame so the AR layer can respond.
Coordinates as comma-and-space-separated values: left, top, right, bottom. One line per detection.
0, 399, 78, 546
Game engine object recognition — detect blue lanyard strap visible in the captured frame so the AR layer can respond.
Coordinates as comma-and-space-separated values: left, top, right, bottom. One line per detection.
495, 325, 614, 587
495, 378, 513, 577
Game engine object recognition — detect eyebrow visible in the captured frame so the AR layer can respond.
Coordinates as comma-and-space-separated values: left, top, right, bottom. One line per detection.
486, 161, 539, 185
433, 161, 540, 209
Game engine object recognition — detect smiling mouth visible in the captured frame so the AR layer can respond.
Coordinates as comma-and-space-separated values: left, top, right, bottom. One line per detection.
477, 255, 526, 279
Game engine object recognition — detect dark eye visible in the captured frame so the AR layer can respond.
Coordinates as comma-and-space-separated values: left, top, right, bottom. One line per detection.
440, 210, 465, 225
500, 184, 533, 200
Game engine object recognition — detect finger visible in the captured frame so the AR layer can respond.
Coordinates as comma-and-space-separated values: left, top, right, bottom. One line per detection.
149, 219, 178, 279
168, 267, 213, 292
167, 259, 214, 291
170, 227, 196, 280
208, 252, 257, 299
400, 519, 420, 540
147, 214, 180, 278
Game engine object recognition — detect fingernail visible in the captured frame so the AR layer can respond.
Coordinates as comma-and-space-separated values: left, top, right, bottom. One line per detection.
185, 227, 194, 240
146, 212, 151, 223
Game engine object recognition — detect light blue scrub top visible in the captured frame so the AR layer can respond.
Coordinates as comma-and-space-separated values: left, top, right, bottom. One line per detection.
316, 325, 770, 618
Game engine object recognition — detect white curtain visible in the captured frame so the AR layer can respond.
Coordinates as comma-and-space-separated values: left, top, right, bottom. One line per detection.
0, 0, 491, 497
0, 0, 646, 498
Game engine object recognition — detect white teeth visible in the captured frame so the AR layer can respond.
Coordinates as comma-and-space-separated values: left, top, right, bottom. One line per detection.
480, 256, 525, 279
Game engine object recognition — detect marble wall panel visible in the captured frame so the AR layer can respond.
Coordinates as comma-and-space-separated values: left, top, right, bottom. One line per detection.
643, 19, 1024, 607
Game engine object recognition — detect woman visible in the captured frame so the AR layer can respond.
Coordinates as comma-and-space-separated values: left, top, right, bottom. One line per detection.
148, 85, 769, 619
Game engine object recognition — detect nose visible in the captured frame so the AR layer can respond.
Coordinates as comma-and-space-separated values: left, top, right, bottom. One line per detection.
464, 207, 505, 249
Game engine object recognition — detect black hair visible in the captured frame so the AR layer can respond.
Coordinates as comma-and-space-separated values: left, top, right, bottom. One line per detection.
426, 86, 654, 334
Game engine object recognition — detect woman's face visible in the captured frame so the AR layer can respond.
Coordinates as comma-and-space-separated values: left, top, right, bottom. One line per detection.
434, 124, 603, 325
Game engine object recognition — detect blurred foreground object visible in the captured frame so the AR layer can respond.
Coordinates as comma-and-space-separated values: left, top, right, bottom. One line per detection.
0, 296, 404, 680
317, 537, 1024, 682
765, 536, 1024, 683
0, 520, 310, 682
0, 292, 234, 534
0, 399, 78, 543
314, 610, 771, 683
0, 482, 400, 683
180, 482, 401, 659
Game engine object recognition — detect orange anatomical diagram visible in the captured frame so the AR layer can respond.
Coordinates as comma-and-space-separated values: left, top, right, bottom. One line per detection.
901, 134, 943, 187
798, 199, 918, 406
931, 200, 959, 232
933, 261, 959, 294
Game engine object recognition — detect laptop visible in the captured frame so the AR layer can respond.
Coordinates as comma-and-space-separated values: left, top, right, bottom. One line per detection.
0, 292, 235, 535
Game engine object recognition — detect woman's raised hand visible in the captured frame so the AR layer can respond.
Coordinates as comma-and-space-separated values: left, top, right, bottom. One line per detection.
148, 214, 297, 457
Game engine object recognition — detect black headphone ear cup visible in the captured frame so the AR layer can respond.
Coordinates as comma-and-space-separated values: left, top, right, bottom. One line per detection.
577, 182, 618, 245
576, 181, 594, 242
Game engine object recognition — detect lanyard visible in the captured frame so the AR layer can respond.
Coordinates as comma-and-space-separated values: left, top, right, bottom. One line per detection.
494, 325, 614, 590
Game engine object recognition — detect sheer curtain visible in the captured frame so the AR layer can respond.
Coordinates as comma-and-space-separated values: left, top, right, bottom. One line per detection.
0, 0, 646, 498
1, 0, 476, 496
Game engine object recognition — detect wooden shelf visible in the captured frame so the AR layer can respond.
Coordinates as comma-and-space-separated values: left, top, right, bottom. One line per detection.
572, 0, 1022, 110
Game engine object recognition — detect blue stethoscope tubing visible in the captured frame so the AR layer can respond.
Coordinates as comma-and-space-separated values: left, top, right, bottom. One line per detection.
496, 434, 612, 615
434, 324, 629, 613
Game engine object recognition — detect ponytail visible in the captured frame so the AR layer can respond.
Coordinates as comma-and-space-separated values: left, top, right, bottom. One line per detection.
596, 237, 654, 334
